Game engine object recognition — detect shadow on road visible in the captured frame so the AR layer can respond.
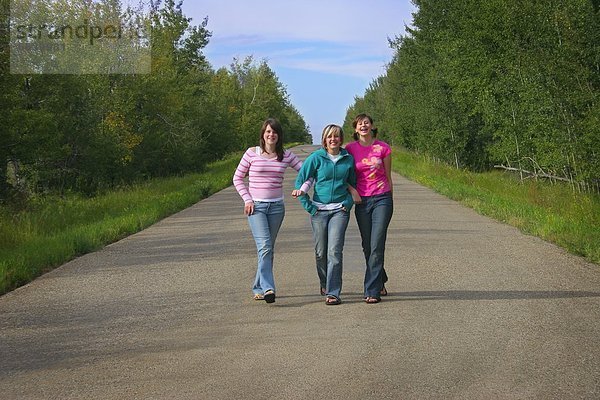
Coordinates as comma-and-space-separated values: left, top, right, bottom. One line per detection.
382, 290, 600, 301
271, 289, 600, 308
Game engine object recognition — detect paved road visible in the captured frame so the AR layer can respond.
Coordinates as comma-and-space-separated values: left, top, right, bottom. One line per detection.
1, 144, 599, 399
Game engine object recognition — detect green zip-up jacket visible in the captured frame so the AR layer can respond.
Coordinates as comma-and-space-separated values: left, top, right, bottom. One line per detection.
294, 147, 356, 215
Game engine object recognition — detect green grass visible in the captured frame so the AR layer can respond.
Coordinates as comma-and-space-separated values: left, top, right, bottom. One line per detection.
393, 149, 600, 265
0, 153, 242, 295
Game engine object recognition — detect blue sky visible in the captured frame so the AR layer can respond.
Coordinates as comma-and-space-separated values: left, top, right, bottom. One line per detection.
180, 0, 416, 144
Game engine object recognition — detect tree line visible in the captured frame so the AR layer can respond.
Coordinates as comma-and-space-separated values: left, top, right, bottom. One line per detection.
0, 0, 310, 205
345, 0, 599, 192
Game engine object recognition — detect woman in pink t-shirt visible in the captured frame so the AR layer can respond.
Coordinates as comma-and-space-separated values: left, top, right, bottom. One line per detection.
345, 114, 393, 304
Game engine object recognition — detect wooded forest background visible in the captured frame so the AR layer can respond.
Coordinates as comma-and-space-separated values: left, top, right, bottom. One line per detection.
0, 0, 311, 204
345, 0, 599, 192
1, 0, 599, 207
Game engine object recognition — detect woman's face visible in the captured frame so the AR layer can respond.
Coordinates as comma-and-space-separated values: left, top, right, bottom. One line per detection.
355, 117, 372, 137
325, 132, 342, 152
263, 125, 279, 146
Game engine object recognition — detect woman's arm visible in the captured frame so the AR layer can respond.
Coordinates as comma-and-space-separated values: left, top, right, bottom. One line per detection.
233, 149, 255, 215
293, 155, 318, 215
383, 154, 393, 195
347, 184, 362, 204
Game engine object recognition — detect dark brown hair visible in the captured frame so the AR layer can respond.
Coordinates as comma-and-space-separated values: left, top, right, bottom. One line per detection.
259, 118, 284, 161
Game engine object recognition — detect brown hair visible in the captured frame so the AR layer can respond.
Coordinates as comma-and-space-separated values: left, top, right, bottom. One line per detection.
351, 113, 377, 141
259, 118, 284, 161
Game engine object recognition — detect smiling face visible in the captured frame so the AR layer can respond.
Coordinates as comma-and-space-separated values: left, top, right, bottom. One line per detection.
352, 114, 375, 141
321, 124, 344, 154
355, 117, 372, 138
259, 118, 284, 159
325, 132, 342, 152
263, 125, 279, 147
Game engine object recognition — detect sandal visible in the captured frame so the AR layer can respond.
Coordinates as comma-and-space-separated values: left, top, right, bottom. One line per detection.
365, 296, 380, 304
380, 286, 388, 296
325, 296, 341, 305
264, 290, 276, 303
253, 293, 264, 300
320, 288, 326, 296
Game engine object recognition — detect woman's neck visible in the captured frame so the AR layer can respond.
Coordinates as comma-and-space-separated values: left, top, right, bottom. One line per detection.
358, 135, 374, 147
327, 148, 340, 155
264, 144, 276, 154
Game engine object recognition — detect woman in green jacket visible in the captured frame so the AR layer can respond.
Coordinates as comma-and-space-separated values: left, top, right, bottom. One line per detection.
292, 124, 356, 305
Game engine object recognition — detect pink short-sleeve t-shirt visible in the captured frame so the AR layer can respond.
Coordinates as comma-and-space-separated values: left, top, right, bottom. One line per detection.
345, 140, 392, 197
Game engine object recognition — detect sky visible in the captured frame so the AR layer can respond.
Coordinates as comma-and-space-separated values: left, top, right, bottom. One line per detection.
180, 0, 416, 144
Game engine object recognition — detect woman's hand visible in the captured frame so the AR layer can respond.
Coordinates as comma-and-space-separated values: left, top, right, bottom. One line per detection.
244, 202, 254, 216
347, 185, 362, 204
291, 189, 305, 198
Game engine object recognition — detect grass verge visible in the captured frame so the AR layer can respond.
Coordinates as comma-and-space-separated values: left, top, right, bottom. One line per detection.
0, 153, 242, 296
393, 149, 599, 265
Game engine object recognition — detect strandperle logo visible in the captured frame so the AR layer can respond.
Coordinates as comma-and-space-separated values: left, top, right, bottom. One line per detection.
10, 1, 151, 74
14, 19, 145, 46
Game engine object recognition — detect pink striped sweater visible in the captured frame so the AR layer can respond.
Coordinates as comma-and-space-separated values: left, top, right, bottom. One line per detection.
233, 147, 306, 203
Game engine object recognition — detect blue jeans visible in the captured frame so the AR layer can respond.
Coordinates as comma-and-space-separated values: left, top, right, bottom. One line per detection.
354, 192, 393, 298
310, 208, 350, 299
247, 200, 285, 295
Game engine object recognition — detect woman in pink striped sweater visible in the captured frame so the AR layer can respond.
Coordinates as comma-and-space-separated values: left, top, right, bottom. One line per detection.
233, 118, 309, 304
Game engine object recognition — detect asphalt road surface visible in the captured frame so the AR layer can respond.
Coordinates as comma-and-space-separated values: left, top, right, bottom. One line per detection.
1, 144, 599, 399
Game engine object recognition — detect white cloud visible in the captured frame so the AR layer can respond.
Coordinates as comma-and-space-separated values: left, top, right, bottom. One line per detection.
183, 0, 414, 77
284, 58, 389, 79
179, 0, 416, 142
